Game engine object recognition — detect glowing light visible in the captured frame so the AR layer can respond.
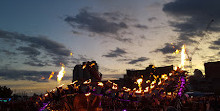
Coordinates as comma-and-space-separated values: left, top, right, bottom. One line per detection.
180, 45, 186, 70
144, 87, 149, 93
70, 52, 73, 56
41, 76, 45, 80
161, 74, 168, 80
112, 83, 118, 90
135, 78, 143, 93
48, 72, 54, 80
158, 79, 162, 85
70, 80, 78, 84
58, 84, 64, 88
83, 79, 91, 84
57, 64, 66, 83
98, 82, 104, 87
89, 63, 95, 68
146, 80, 151, 83
82, 64, 87, 69
85, 92, 91, 96
173, 49, 180, 54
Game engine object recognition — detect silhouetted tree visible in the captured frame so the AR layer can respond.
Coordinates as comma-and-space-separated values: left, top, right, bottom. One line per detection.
0, 85, 13, 98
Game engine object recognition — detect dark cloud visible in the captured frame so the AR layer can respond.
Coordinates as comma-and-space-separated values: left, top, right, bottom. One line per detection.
213, 38, 220, 45
134, 24, 148, 29
103, 47, 127, 58
148, 17, 157, 22
0, 69, 71, 82
64, 9, 134, 43
0, 30, 71, 56
0, 30, 71, 67
16, 46, 41, 56
209, 46, 220, 50
23, 61, 49, 67
65, 9, 128, 34
128, 57, 149, 64
154, 43, 182, 54
163, 0, 220, 44
0, 49, 16, 55
209, 38, 220, 50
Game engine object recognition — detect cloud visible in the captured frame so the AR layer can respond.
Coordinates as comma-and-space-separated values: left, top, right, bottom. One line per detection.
64, 9, 135, 43
128, 57, 149, 64
0, 49, 16, 55
16, 46, 41, 56
0, 30, 71, 67
163, 0, 220, 44
154, 43, 182, 54
64, 9, 128, 34
213, 38, 220, 45
134, 24, 148, 29
103, 47, 127, 58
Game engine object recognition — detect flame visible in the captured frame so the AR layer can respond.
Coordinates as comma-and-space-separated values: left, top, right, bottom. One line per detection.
150, 80, 156, 89
173, 49, 180, 54
41, 76, 45, 80
161, 74, 168, 80
70, 80, 78, 84
136, 78, 143, 88
48, 72, 54, 80
83, 79, 91, 84
112, 83, 118, 90
58, 84, 64, 87
180, 45, 186, 70
89, 63, 95, 68
135, 89, 142, 94
146, 80, 151, 83
44, 93, 48, 97
98, 82, 104, 87
135, 78, 143, 93
124, 88, 131, 92
70, 52, 73, 56
144, 87, 149, 93
158, 79, 162, 85
82, 64, 87, 69
57, 64, 66, 83
85, 92, 91, 96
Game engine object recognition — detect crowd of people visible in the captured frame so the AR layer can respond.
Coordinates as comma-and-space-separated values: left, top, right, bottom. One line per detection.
1, 69, 220, 111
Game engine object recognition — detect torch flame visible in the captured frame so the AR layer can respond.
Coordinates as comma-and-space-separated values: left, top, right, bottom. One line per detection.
70, 80, 78, 84
180, 45, 186, 70
85, 92, 91, 96
161, 74, 168, 80
48, 72, 54, 80
144, 87, 149, 93
83, 79, 91, 84
82, 64, 87, 69
98, 82, 104, 87
112, 83, 118, 90
57, 64, 66, 83
135, 78, 143, 93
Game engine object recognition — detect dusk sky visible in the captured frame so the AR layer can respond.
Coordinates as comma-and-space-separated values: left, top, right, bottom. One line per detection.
0, 0, 219, 95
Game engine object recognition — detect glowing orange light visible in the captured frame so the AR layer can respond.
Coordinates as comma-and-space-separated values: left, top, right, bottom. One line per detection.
48, 72, 54, 80
57, 64, 65, 83
85, 92, 91, 96
98, 82, 104, 87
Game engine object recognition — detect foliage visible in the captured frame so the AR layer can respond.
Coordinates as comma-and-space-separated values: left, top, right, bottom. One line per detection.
0, 86, 13, 98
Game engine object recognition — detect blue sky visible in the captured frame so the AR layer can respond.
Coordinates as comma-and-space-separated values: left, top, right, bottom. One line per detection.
0, 0, 220, 95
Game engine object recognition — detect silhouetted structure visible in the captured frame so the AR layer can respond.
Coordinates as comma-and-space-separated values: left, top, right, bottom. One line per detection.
120, 65, 173, 88
205, 61, 220, 94
72, 61, 102, 82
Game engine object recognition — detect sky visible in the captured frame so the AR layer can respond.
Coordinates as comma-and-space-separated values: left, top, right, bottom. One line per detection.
0, 0, 219, 95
